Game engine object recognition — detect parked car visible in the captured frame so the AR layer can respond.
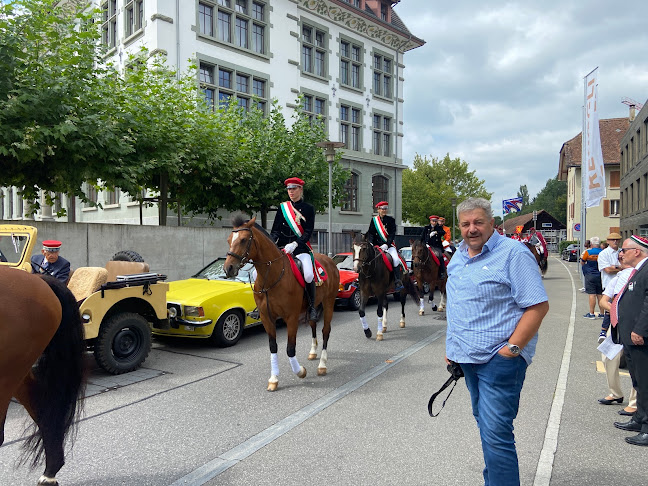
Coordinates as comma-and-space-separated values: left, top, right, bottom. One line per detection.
153, 258, 261, 346
562, 244, 580, 261
332, 252, 361, 310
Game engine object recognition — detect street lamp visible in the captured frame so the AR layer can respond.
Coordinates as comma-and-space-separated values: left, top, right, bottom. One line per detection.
451, 197, 457, 243
316, 140, 345, 256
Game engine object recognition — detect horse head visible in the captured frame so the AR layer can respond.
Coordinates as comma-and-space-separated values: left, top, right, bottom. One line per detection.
224, 216, 257, 278
352, 234, 373, 273
410, 240, 427, 269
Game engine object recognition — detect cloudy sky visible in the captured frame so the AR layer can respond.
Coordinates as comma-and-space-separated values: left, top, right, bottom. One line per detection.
395, 0, 648, 216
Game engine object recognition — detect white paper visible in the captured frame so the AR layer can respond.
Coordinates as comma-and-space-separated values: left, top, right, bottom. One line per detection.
597, 334, 624, 360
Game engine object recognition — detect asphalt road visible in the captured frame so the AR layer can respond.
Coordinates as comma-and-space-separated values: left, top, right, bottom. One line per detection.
2, 257, 646, 486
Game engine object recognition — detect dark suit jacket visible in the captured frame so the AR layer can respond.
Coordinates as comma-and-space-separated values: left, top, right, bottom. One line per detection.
270, 199, 315, 256
31, 254, 71, 283
618, 259, 648, 346
366, 215, 396, 246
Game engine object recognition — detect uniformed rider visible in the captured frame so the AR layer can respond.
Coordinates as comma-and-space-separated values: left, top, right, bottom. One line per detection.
437, 216, 456, 258
420, 214, 447, 279
270, 177, 318, 321
365, 201, 404, 291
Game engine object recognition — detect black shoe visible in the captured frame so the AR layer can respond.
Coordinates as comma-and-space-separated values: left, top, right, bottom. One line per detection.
364, 328, 372, 338
625, 432, 648, 446
599, 396, 624, 405
614, 418, 642, 432
394, 279, 404, 291
618, 409, 637, 416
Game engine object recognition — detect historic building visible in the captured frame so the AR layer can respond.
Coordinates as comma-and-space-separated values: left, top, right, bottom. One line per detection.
619, 100, 648, 238
1, 0, 424, 253
557, 117, 629, 241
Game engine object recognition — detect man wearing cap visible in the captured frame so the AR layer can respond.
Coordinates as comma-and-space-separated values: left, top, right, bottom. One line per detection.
270, 177, 318, 321
613, 235, 648, 446
596, 232, 622, 342
437, 216, 455, 257
365, 201, 404, 291
30, 240, 70, 283
420, 215, 447, 279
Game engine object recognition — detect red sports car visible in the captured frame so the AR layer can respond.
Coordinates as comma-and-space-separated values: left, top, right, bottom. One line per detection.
332, 252, 361, 310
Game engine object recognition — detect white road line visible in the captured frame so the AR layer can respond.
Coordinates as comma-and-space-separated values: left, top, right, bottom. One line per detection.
170, 329, 446, 486
533, 258, 576, 486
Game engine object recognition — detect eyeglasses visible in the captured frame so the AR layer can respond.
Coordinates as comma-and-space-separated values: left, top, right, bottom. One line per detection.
620, 247, 639, 253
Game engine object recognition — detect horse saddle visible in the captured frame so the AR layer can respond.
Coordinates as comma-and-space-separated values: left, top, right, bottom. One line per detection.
426, 246, 442, 267
285, 254, 327, 288
375, 246, 393, 272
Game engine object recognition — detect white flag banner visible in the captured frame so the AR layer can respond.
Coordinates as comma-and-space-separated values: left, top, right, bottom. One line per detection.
584, 69, 606, 208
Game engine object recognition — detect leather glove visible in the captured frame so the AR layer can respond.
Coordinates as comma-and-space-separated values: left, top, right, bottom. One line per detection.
284, 241, 298, 254
380, 244, 389, 251
429, 231, 437, 237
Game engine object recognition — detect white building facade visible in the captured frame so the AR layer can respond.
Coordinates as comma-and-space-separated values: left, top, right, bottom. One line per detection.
2, 0, 423, 245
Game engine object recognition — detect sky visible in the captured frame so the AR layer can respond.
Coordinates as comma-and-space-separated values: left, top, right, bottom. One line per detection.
395, 0, 648, 216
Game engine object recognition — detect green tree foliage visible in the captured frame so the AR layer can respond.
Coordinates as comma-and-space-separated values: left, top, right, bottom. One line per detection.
402, 154, 492, 226
517, 185, 529, 207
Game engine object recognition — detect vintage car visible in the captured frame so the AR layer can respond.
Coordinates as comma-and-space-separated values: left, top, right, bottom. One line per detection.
153, 258, 262, 346
562, 244, 580, 262
332, 252, 361, 310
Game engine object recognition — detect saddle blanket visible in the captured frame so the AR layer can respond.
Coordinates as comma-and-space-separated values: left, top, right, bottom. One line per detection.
285, 253, 327, 288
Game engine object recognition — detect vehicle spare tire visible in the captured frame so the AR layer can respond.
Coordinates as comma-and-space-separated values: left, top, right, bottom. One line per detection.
112, 250, 144, 262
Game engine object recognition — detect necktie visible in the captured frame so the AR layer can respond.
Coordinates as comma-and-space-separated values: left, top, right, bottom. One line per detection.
610, 269, 638, 327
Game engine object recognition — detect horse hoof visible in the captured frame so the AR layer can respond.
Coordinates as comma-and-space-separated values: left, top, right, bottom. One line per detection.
38, 476, 58, 486
308, 353, 317, 360
418, 309, 424, 316
382, 326, 387, 333
297, 366, 307, 379
364, 328, 372, 338
431, 305, 438, 312
267, 381, 278, 392
376, 333, 384, 341
400, 321, 405, 328
317, 367, 327, 376
438, 306, 445, 312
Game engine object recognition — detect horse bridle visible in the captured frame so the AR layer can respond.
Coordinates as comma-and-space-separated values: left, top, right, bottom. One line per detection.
353, 242, 382, 279
411, 245, 431, 269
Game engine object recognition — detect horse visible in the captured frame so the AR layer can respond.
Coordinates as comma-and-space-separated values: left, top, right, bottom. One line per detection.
352, 237, 420, 341
0, 266, 86, 486
410, 240, 450, 315
223, 216, 339, 392
524, 242, 548, 278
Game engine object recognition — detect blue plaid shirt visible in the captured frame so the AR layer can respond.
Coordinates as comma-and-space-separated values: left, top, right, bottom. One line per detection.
446, 230, 548, 365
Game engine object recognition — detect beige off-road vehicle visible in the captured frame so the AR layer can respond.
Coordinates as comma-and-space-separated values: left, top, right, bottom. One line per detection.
0, 225, 169, 374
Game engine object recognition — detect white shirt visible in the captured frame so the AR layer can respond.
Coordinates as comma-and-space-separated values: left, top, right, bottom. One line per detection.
602, 268, 633, 299
598, 246, 620, 290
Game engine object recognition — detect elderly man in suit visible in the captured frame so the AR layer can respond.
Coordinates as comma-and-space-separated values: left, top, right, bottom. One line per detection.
30, 239, 70, 283
613, 235, 648, 446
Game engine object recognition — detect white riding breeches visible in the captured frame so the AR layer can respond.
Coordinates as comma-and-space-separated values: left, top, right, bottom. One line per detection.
386, 246, 401, 267
296, 253, 314, 283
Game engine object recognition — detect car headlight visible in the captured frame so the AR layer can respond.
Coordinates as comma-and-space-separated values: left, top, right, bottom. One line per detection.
167, 303, 181, 319
184, 306, 205, 317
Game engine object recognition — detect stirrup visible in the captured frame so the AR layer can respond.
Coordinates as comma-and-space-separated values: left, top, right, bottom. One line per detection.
394, 279, 404, 291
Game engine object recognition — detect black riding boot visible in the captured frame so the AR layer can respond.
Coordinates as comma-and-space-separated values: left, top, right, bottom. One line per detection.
393, 265, 404, 291
439, 258, 447, 280
305, 280, 318, 321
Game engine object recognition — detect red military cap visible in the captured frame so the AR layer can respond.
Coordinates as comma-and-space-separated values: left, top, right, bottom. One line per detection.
429, 215, 439, 220
284, 177, 305, 188
376, 201, 389, 208
42, 240, 62, 252
631, 235, 648, 250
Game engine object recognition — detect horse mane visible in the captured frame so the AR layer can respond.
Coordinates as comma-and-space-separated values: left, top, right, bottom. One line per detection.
230, 214, 277, 248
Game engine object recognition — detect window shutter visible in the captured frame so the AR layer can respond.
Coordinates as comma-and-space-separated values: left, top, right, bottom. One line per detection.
610, 171, 620, 188
603, 200, 610, 217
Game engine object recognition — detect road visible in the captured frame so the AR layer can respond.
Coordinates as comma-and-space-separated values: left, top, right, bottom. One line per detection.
1, 257, 646, 485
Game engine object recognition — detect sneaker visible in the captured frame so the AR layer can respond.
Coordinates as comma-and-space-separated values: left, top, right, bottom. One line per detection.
583, 313, 597, 319
598, 330, 607, 344
597, 313, 605, 318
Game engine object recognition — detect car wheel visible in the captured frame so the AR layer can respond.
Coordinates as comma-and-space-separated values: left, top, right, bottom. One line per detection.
210, 310, 244, 347
95, 312, 152, 374
112, 250, 145, 262
348, 289, 361, 311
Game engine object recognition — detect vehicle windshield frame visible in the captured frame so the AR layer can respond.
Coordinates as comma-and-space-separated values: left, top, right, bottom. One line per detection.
192, 257, 255, 283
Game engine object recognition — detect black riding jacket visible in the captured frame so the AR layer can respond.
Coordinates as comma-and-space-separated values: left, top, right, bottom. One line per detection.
366, 215, 396, 246
421, 223, 444, 249
270, 199, 315, 256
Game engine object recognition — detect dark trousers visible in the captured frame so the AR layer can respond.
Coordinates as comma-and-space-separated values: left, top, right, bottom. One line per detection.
623, 344, 648, 433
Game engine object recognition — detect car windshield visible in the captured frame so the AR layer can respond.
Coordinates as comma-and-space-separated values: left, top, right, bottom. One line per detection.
400, 247, 412, 261
0, 234, 28, 265
193, 258, 255, 283
333, 254, 354, 270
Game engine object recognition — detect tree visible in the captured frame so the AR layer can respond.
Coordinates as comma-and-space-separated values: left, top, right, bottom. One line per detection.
517, 185, 530, 207
531, 178, 567, 224
402, 154, 492, 226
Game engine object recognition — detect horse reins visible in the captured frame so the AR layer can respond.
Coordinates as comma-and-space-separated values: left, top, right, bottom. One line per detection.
354, 244, 384, 279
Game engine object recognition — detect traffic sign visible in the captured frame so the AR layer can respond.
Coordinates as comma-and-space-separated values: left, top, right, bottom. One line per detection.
574, 223, 581, 232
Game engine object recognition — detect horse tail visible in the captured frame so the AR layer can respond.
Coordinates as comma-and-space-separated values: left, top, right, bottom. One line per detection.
22, 275, 86, 467
540, 257, 548, 275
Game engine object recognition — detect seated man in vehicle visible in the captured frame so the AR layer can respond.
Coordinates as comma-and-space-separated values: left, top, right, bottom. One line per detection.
30, 239, 70, 283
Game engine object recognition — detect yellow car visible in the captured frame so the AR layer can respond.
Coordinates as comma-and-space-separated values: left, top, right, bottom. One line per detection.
153, 258, 261, 346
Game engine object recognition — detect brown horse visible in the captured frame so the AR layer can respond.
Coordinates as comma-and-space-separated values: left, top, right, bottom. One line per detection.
410, 240, 449, 314
352, 237, 420, 341
0, 266, 86, 486
524, 242, 548, 278
223, 216, 339, 391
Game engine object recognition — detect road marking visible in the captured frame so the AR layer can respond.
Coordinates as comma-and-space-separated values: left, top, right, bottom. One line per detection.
170, 329, 446, 486
534, 257, 575, 486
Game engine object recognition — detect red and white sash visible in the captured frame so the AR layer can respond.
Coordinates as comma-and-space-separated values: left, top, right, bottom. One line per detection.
372, 216, 389, 244
280, 201, 324, 283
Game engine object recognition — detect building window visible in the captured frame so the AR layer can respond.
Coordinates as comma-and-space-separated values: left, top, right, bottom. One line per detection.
380, 3, 388, 21
101, 0, 117, 48
200, 0, 267, 54
341, 0, 360, 6
372, 53, 392, 98
302, 24, 327, 77
342, 172, 359, 212
125, 0, 144, 37
302, 94, 326, 124
340, 104, 361, 151
372, 114, 391, 156
372, 175, 388, 208
85, 184, 98, 208
105, 188, 120, 205
199, 61, 267, 113
340, 39, 362, 89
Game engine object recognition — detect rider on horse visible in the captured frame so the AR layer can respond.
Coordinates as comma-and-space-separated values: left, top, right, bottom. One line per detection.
365, 201, 404, 291
437, 216, 456, 259
421, 215, 447, 279
524, 227, 548, 259
270, 177, 318, 321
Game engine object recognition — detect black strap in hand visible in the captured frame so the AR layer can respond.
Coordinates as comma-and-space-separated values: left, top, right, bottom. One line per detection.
428, 375, 459, 417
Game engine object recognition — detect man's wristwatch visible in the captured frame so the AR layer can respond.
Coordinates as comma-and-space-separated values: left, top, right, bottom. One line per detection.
505, 342, 521, 356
